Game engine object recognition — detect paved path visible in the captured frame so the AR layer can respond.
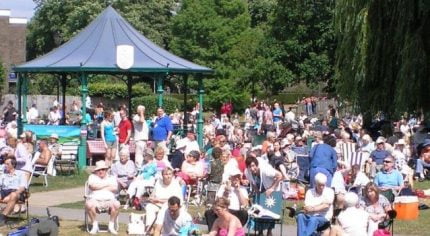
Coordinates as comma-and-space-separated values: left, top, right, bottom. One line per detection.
30, 187, 84, 207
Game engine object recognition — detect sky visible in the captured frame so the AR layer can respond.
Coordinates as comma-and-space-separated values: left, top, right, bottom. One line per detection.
0, 0, 36, 19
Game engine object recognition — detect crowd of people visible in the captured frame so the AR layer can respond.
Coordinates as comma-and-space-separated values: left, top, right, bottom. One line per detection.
1, 98, 430, 235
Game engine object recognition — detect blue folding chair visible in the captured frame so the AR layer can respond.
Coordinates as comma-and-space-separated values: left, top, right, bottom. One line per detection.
248, 191, 285, 235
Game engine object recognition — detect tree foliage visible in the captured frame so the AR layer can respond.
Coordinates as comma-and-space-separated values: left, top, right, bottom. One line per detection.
27, 0, 177, 59
334, 0, 430, 120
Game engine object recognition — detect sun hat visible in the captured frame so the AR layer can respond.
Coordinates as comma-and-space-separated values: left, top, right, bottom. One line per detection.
229, 168, 242, 178
50, 133, 59, 139
376, 136, 386, 144
94, 160, 109, 172
395, 139, 406, 146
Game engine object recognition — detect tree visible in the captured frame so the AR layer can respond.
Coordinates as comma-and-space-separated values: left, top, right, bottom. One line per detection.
334, 0, 430, 121
269, 0, 336, 88
27, 0, 178, 59
170, 0, 254, 111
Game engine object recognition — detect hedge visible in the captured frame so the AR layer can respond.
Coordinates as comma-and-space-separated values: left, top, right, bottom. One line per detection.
88, 82, 151, 99
132, 95, 183, 116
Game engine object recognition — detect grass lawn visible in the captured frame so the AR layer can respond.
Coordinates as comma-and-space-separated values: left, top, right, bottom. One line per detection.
0, 219, 127, 236
29, 171, 89, 193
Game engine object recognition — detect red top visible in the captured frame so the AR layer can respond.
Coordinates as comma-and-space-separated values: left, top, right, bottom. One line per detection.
118, 119, 132, 144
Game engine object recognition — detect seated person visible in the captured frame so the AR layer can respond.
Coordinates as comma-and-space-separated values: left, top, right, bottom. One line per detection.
361, 182, 392, 236
127, 153, 157, 203
205, 170, 248, 230
329, 192, 368, 236
111, 150, 136, 190
374, 156, 404, 202
415, 139, 430, 181
169, 139, 186, 170
153, 196, 192, 236
154, 147, 171, 174
48, 133, 62, 159
32, 140, 52, 166
0, 157, 27, 225
144, 167, 183, 232
347, 164, 370, 196
85, 161, 119, 235
203, 197, 245, 236
220, 151, 240, 183
177, 150, 204, 185
297, 173, 334, 236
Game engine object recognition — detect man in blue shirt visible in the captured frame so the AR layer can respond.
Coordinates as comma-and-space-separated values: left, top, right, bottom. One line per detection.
152, 108, 173, 155
0, 157, 27, 225
374, 156, 404, 202
369, 137, 390, 177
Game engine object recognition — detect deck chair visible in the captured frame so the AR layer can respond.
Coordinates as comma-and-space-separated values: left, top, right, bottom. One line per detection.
345, 151, 369, 171
55, 142, 78, 175
248, 191, 285, 235
29, 153, 55, 187
84, 181, 119, 233
339, 142, 356, 162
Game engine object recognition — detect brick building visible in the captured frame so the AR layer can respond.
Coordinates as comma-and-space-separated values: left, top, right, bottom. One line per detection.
0, 9, 27, 94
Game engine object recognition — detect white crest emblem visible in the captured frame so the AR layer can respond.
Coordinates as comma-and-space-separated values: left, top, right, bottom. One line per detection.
116, 45, 134, 70
265, 196, 276, 208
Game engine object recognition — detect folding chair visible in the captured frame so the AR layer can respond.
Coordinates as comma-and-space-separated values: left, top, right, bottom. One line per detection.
29, 155, 55, 188
340, 142, 356, 162
345, 151, 369, 171
248, 191, 285, 235
55, 142, 78, 175
83, 181, 119, 233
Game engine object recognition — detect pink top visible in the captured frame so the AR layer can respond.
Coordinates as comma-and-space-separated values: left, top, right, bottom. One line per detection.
218, 228, 245, 236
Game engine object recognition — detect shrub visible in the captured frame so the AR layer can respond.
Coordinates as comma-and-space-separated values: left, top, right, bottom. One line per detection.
88, 82, 151, 99
132, 95, 182, 116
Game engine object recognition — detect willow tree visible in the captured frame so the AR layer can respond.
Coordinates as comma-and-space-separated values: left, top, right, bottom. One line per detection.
334, 0, 430, 122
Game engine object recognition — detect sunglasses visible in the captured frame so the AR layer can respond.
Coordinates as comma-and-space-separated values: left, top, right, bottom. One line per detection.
383, 160, 392, 163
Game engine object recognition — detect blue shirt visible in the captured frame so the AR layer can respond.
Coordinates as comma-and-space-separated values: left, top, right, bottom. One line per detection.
370, 149, 390, 165
374, 169, 403, 188
152, 115, 173, 141
273, 108, 282, 122
0, 170, 27, 190
103, 122, 116, 142
310, 143, 337, 174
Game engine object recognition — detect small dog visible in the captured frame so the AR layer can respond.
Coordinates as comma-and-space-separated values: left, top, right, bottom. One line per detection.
127, 213, 146, 235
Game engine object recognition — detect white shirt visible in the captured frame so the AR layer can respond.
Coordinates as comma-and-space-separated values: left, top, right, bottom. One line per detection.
285, 111, 295, 122
182, 138, 199, 156
156, 208, 192, 236
304, 187, 334, 220
152, 179, 183, 207
331, 170, 346, 194
245, 161, 280, 192
87, 174, 117, 200
216, 185, 248, 211
337, 207, 369, 236
27, 107, 39, 121
133, 115, 149, 141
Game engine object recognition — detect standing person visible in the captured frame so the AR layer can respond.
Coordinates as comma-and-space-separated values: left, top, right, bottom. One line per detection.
133, 105, 149, 168
272, 103, 283, 135
100, 111, 117, 166
27, 104, 39, 124
118, 109, 132, 154
2, 101, 16, 124
152, 108, 173, 155
309, 135, 337, 188
262, 105, 274, 135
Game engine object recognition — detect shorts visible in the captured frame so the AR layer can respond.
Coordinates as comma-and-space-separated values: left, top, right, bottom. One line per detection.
105, 141, 117, 148
86, 198, 120, 212
0, 189, 14, 199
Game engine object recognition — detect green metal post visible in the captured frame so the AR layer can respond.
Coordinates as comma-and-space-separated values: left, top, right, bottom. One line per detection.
127, 75, 133, 117
197, 77, 204, 149
22, 74, 28, 125
78, 73, 88, 169
17, 73, 23, 136
157, 75, 164, 108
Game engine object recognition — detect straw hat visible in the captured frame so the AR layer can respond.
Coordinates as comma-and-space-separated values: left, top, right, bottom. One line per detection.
50, 133, 59, 139
94, 160, 109, 172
